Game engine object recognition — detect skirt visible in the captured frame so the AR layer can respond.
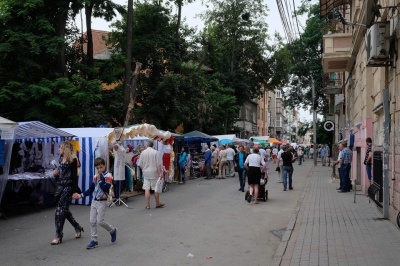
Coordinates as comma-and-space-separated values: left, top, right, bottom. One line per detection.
162, 153, 171, 170
247, 166, 261, 185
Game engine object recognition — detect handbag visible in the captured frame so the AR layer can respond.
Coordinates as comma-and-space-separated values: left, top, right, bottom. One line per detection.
155, 177, 163, 194
260, 178, 266, 186
275, 166, 280, 172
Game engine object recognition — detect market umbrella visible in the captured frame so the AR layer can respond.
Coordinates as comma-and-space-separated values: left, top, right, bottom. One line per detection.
269, 137, 281, 145
281, 140, 289, 145
219, 139, 234, 145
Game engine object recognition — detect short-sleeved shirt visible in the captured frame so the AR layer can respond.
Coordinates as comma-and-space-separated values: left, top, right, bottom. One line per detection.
281, 151, 294, 167
245, 154, 265, 167
137, 147, 161, 179
225, 148, 235, 160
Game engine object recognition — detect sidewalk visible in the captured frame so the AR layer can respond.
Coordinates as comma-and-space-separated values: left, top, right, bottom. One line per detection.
274, 163, 400, 266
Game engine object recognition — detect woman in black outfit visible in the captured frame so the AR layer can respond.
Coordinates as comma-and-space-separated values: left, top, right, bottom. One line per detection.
51, 142, 83, 245
244, 147, 265, 204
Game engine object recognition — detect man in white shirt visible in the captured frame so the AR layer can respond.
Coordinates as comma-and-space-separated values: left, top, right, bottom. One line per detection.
277, 146, 284, 183
272, 146, 278, 164
137, 140, 165, 209
265, 146, 271, 161
225, 145, 236, 177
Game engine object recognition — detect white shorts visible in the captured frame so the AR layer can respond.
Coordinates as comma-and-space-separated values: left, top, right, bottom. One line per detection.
142, 178, 157, 190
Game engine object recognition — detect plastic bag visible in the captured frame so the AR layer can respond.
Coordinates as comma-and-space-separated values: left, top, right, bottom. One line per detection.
155, 177, 163, 193
107, 184, 114, 204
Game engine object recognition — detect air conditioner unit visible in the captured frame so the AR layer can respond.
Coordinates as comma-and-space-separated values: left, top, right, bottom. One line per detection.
366, 22, 390, 67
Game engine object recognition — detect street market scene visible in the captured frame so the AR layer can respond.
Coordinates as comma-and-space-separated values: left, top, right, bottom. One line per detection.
2, 0, 400, 265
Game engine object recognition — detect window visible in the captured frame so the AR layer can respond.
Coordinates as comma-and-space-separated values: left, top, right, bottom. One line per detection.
276, 90, 282, 98
253, 112, 257, 123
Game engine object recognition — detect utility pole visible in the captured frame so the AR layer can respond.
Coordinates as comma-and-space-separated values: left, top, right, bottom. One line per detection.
382, 61, 390, 219
312, 81, 317, 166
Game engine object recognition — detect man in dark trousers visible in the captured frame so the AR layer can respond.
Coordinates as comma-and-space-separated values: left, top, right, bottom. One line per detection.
281, 146, 296, 191
204, 145, 212, 180
234, 145, 249, 192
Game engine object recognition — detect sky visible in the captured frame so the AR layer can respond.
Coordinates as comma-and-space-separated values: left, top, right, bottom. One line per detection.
82, 0, 315, 121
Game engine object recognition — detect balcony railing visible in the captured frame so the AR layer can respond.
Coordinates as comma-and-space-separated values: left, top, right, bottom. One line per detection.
322, 32, 354, 73
321, 73, 343, 94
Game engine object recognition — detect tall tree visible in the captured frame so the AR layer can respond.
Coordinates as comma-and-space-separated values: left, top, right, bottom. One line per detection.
84, 0, 124, 69
0, 0, 104, 126
200, 0, 272, 103
282, 2, 325, 112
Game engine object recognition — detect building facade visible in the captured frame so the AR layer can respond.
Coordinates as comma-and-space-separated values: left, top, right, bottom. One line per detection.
320, 0, 400, 226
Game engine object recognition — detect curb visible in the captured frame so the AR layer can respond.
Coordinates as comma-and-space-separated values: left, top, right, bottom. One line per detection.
271, 165, 315, 266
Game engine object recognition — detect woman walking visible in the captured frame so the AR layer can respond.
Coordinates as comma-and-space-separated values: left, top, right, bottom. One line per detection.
244, 147, 265, 204
51, 142, 83, 245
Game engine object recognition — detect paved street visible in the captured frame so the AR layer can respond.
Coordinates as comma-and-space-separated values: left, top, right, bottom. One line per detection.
275, 163, 400, 266
0, 160, 312, 266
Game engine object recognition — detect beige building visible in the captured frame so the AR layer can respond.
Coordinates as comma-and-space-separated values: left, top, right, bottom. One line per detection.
257, 87, 269, 136
320, 0, 400, 225
268, 90, 285, 139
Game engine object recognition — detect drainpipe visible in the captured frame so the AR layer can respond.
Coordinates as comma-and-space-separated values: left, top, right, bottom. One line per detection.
382, 62, 391, 219
312, 81, 317, 166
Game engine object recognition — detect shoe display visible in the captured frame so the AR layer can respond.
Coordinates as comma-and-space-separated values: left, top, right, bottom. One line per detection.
110, 228, 117, 243
86, 240, 99, 249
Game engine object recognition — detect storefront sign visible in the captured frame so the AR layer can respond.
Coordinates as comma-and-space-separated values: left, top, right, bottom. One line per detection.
1, 128, 15, 139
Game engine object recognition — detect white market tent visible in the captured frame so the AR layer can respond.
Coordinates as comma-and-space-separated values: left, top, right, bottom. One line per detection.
212, 134, 236, 140
0, 120, 75, 209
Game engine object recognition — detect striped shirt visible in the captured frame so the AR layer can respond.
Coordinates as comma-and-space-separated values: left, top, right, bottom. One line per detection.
364, 144, 372, 165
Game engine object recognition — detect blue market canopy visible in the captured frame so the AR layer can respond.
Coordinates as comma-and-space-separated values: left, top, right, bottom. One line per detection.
183, 130, 218, 142
15, 121, 75, 139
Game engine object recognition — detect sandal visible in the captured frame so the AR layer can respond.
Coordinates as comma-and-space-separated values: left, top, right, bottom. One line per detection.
51, 234, 63, 245
254, 202, 259, 204
145, 206, 150, 209
156, 203, 165, 208
75, 226, 84, 239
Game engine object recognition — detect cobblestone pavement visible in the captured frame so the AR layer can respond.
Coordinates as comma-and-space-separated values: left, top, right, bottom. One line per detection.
274, 164, 400, 266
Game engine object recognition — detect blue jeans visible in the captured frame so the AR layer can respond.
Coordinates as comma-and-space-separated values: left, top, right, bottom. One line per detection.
366, 164, 372, 181
180, 165, 186, 183
283, 166, 293, 189
340, 164, 351, 191
237, 168, 247, 190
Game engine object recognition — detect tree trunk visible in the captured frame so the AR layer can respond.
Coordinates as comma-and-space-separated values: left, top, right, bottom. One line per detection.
85, 3, 94, 70
176, 0, 182, 35
56, 5, 69, 78
123, 0, 134, 121
123, 62, 142, 127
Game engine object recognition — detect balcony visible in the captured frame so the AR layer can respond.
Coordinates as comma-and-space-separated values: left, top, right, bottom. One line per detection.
334, 94, 345, 113
321, 73, 343, 95
323, 32, 355, 73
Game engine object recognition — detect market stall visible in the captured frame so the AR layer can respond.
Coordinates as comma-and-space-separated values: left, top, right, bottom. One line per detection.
0, 120, 75, 215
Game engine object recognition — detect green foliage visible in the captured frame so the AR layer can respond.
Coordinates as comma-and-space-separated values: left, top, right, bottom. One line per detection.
0, 0, 105, 126
200, 0, 272, 103
280, 1, 326, 113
